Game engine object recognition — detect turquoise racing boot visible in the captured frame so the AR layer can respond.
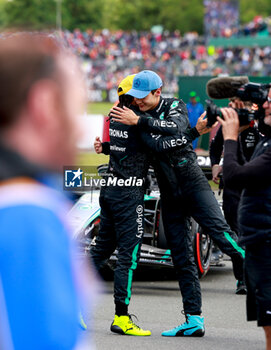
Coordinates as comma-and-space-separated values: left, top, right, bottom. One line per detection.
162, 314, 205, 337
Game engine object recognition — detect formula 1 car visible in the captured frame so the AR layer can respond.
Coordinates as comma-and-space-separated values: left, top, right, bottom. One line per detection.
69, 155, 218, 279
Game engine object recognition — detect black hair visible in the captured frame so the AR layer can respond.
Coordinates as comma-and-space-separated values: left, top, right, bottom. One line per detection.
117, 94, 134, 108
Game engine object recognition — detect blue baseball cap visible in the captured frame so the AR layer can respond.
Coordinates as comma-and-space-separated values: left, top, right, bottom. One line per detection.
127, 70, 163, 99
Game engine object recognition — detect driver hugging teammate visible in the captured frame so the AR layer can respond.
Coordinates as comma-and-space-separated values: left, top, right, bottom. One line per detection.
92, 74, 202, 336
92, 70, 245, 338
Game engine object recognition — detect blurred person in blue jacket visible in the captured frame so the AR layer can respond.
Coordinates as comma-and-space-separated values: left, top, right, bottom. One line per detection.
0, 32, 91, 350
186, 91, 205, 149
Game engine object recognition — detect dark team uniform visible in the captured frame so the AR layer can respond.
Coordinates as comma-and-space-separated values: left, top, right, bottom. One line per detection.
90, 116, 148, 308
137, 97, 245, 315
210, 125, 259, 234
91, 104, 198, 309
223, 137, 271, 326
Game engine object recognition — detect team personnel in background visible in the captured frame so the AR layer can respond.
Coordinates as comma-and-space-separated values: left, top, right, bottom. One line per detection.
186, 91, 204, 149
0, 33, 90, 350
219, 91, 271, 350
111, 70, 245, 338
210, 99, 259, 236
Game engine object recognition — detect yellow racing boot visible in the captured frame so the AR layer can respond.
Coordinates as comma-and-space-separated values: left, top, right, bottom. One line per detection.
110, 314, 151, 336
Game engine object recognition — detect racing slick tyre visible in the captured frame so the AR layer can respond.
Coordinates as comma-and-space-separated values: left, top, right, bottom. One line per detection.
157, 213, 212, 279
157, 211, 168, 249
191, 219, 212, 279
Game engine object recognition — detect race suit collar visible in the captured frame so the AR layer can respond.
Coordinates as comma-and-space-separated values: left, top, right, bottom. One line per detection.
154, 97, 164, 113
148, 97, 164, 117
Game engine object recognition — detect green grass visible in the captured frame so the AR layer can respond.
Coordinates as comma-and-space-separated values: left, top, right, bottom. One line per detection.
76, 152, 109, 166
209, 180, 218, 191
87, 102, 113, 115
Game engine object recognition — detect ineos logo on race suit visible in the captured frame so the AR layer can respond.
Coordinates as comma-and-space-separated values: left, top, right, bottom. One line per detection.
109, 128, 128, 139
162, 136, 187, 149
153, 120, 177, 128
136, 205, 144, 238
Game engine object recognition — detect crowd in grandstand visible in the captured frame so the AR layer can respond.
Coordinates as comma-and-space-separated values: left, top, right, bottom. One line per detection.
204, 0, 271, 38
62, 15, 271, 98
238, 16, 271, 36
204, 0, 239, 38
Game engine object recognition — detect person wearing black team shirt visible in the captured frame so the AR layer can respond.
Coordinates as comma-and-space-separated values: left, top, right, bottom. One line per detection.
219, 92, 271, 350
210, 99, 259, 235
